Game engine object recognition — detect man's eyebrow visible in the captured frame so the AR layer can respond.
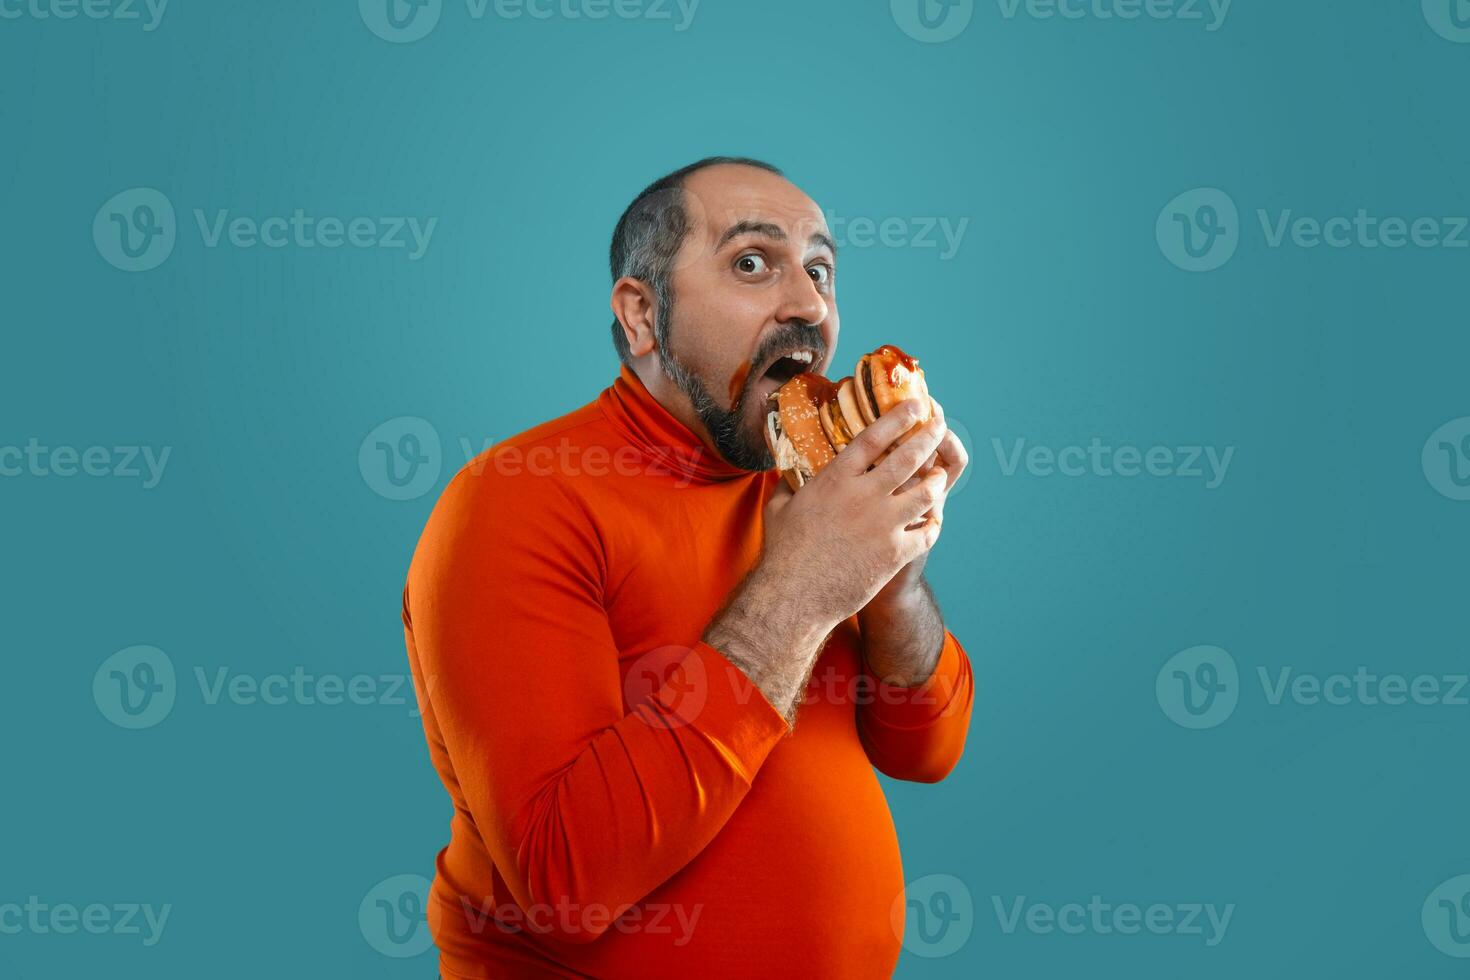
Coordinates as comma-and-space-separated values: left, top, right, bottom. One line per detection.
717, 220, 839, 258
716, 220, 787, 250
809, 231, 838, 258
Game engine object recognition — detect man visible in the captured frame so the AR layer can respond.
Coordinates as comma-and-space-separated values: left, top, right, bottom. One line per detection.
403, 157, 974, 979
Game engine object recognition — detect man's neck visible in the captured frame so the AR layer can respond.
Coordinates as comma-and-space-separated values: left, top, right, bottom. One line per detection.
631, 358, 724, 459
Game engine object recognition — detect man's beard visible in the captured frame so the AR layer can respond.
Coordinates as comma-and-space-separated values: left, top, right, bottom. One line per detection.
654, 292, 774, 473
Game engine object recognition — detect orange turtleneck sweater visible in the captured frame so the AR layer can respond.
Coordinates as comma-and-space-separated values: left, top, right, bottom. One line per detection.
402, 363, 974, 979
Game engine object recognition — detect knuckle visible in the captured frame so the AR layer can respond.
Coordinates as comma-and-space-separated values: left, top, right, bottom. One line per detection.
883, 534, 905, 565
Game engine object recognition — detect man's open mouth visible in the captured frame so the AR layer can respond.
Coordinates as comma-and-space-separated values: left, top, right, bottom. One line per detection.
759, 349, 818, 386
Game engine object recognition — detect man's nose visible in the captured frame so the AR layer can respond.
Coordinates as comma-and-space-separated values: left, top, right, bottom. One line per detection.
774, 268, 829, 329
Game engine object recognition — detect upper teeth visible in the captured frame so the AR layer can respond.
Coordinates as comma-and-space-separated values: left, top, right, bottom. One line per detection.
787, 350, 814, 364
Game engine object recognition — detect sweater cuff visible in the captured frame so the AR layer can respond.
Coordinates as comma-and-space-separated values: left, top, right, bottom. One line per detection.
683, 640, 791, 782
861, 630, 969, 731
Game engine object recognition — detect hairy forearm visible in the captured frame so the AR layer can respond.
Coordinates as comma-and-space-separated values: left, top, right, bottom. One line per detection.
701, 566, 834, 726
857, 576, 945, 688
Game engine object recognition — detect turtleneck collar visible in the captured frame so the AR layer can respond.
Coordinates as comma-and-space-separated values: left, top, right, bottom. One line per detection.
598, 362, 762, 486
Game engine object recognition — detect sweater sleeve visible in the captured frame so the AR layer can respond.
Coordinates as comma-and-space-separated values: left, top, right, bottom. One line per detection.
855, 629, 974, 783
404, 463, 790, 943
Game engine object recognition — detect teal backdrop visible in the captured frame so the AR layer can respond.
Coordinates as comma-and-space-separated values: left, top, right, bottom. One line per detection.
4, 1, 1469, 976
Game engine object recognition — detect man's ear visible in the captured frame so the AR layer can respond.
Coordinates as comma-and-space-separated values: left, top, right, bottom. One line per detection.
610, 277, 657, 358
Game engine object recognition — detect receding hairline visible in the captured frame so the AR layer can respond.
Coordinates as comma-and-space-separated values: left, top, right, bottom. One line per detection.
677, 165, 831, 255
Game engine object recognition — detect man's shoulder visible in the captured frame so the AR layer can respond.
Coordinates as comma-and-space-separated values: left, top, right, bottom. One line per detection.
436, 395, 614, 514
407, 397, 613, 604
466, 400, 609, 473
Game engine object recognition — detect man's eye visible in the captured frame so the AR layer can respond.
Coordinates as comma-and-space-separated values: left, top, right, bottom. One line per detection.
808, 263, 832, 285
735, 254, 769, 275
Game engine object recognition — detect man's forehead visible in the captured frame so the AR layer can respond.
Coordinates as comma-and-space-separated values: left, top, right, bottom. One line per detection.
682, 165, 828, 242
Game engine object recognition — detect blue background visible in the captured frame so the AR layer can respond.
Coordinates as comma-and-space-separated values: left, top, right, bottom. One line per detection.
4, 0, 1469, 976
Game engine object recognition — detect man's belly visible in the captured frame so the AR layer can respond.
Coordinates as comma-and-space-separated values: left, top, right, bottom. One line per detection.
629, 691, 908, 977
433, 634, 908, 979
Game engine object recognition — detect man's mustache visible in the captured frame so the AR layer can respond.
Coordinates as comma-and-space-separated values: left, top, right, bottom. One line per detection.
746, 324, 828, 395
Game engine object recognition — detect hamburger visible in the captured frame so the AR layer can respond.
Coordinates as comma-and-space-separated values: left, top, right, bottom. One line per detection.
763, 344, 932, 492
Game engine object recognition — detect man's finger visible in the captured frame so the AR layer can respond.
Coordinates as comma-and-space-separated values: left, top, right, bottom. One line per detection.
935, 429, 967, 492
895, 465, 949, 526
873, 414, 947, 494
830, 397, 929, 476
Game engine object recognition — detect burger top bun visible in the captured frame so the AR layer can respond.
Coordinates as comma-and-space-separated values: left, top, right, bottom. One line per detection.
861, 345, 930, 424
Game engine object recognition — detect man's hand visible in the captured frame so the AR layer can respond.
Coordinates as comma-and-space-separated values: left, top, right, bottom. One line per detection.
762, 396, 951, 623
866, 395, 968, 607
702, 398, 950, 722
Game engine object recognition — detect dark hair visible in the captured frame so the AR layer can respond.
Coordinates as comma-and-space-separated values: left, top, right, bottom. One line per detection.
607, 156, 784, 366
